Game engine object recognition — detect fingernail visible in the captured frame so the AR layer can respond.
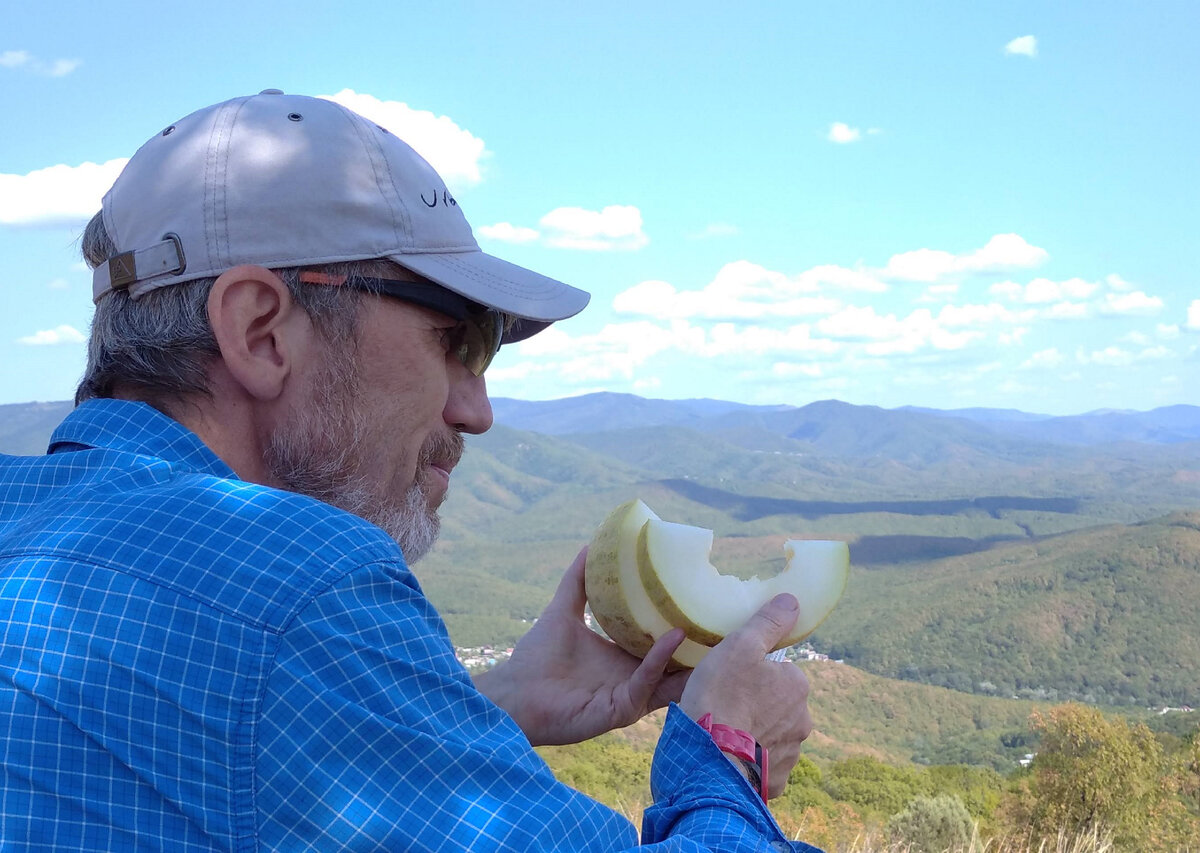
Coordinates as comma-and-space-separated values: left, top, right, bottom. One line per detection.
777, 593, 799, 611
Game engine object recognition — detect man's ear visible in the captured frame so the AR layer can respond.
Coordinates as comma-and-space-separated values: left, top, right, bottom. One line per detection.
208, 266, 309, 402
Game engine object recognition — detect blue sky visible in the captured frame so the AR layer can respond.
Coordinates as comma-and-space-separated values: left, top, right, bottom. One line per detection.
2, 1, 1196, 415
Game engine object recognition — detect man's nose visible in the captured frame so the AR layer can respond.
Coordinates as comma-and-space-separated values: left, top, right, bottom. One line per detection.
444, 369, 493, 434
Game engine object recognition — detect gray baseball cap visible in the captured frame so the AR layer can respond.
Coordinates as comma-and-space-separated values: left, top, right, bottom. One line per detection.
92, 89, 589, 342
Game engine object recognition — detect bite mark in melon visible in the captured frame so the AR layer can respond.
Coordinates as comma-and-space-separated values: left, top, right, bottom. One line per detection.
584, 499, 849, 668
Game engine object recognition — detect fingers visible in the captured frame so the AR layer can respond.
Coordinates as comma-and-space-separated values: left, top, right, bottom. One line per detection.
623, 628, 685, 712
766, 669, 812, 797
546, 547, 589, 618
723, 593, 800, 660
679, 597, 813, 799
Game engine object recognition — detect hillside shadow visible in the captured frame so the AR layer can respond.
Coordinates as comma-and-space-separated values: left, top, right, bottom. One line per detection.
849, 534, 1017, 565
661, 478, 1079, 521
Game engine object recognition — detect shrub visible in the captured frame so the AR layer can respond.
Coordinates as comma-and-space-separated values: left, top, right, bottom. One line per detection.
886, 794, 973, 852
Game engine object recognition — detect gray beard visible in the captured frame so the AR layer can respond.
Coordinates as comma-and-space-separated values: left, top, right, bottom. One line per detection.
263, 376, 442, 564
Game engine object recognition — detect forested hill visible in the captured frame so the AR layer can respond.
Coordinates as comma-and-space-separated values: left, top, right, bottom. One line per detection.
816, 512, 1200, 708
4, 394, 1199, 709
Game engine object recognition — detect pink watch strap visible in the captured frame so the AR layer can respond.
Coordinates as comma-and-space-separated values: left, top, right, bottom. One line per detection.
696, 713, 769, 801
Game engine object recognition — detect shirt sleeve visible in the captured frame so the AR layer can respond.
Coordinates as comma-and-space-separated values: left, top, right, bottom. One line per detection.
641, 705, 825, 853
254, 560, 822, 852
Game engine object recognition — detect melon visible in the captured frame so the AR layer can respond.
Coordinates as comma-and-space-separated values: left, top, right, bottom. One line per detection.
584, 499, 849, 668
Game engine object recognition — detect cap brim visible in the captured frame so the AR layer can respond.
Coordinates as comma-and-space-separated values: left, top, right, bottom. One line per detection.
389, 249, 589, 343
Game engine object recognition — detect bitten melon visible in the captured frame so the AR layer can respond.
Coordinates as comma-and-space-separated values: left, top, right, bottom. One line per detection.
584, 499, 849, 668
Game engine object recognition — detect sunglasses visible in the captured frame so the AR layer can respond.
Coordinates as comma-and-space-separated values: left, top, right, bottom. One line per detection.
299, 272, 504, 376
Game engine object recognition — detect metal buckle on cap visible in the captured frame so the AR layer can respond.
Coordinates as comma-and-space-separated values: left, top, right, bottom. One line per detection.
108, 252, 138, 290
106, 233, 186, 292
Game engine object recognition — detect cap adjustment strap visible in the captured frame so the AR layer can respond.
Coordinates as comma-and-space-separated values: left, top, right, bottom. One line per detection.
96, 234, 186, 296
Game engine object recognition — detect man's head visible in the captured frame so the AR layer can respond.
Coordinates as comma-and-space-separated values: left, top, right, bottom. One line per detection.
80, 91, 589, 560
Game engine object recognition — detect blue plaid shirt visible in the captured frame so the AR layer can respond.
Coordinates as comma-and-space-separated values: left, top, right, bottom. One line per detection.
1, 399, 818, 852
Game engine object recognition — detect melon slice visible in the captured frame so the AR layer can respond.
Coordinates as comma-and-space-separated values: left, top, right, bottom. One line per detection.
584, 500, 712, 666
585, 499, 849, 668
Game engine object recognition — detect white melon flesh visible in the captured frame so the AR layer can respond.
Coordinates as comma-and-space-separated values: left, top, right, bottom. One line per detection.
637, 518, 849, 651
585, 499, 849, 668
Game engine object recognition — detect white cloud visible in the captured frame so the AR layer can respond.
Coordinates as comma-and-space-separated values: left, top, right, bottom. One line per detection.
1078, 346, 1132, 366
0, 50, 31, 68
18, 325, 86, 345
795, 264, 887, 293
1077, 345, 1171, 366
4, 92, 484, 229
1186, 300, 1200, 331
613, 261, 844, 320
919, 283, 959, 302
485, 360, 544, 382
509, 315, 846, 383
322, 89, 487, 187
991, 276, 1098, 304
47, 278, 70, 291
971, 233, 1050, 269
1098, 290, 1163, 316
1157, 323, 1180, 340
1045, 301, 1090, 319
47, 59, 82, 77
815, 305, 983, 354
555, 322, 691, 381
990, 273, 1167, 322
539, 205, 648, 251
477, 222, 539, 243
1000, 326, 1030, 345
0, 50, 81, 76
828, 122, 861, 144
496, 234, 1184, 395
885, 233, 1047, 282
0, 158, 128, 226
689, 322, 841, 358
1022, 348, 1064, 369
513, 325, 573, 357
937, 302, 1025, 327
1004, 35, 1038, 58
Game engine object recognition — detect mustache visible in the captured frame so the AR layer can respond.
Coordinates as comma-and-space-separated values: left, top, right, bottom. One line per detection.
419, 430, 465, 470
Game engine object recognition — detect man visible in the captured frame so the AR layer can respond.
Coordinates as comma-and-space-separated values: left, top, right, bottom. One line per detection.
0, 91, 818, 851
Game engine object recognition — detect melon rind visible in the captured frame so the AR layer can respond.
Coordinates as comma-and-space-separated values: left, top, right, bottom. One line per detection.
584, 499, 711, 665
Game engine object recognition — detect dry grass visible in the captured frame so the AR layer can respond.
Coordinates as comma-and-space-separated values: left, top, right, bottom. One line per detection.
787, 821, 1116, 853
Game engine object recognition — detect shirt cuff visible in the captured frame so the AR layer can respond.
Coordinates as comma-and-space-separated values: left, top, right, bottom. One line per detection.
642, 704, 822, 852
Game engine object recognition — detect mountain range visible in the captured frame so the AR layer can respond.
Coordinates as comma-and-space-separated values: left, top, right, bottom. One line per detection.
3, 393, 1199, 711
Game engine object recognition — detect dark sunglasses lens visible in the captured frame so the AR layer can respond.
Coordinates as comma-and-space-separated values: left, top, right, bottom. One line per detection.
458, 312, 503, 376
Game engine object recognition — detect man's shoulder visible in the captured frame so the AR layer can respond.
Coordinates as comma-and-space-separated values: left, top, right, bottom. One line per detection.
3, 453, 407, 633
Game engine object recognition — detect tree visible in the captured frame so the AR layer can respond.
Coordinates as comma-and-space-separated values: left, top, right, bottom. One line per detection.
823, 755, 926, 816
923, 764, 1004, 821
1027, 703, 1165, 846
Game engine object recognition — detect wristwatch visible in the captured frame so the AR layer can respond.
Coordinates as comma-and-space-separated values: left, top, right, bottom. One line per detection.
696, 713, 769, 801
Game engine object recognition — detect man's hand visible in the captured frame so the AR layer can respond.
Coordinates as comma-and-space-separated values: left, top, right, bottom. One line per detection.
474, 548, 691, 747
680, 594, 814, 798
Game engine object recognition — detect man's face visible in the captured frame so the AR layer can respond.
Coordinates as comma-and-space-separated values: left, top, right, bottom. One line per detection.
264, 287, 493, 563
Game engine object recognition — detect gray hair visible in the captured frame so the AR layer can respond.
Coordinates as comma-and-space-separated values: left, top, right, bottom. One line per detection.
77, 211, 370, 412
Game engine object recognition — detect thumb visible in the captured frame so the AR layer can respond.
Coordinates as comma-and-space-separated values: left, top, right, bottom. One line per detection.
726, 593, 800, 659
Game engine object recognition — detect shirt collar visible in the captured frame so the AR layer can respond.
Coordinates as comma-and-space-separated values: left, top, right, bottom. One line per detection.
48, 398, 239, 480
